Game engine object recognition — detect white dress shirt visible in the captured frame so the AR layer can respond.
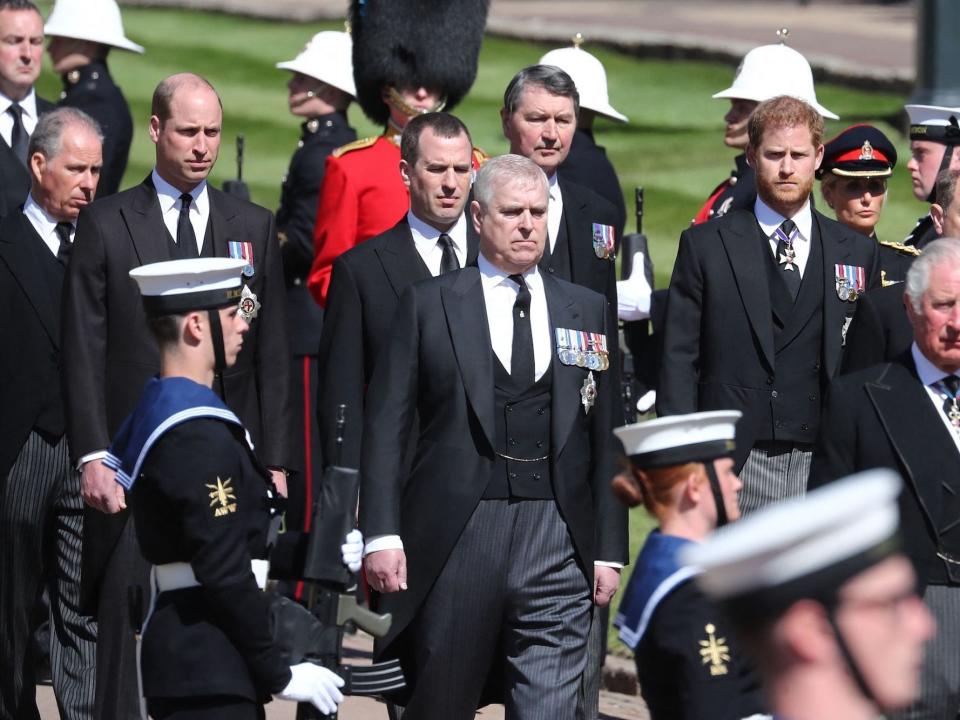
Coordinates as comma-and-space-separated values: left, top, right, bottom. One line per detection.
547, 173, 563, 255
0, 89, 38, 147
23, 194, 73, 257
152, 169, 210, 254
408, 210, 468, 276
913, 343, 960, 455
755, 196, 813, 277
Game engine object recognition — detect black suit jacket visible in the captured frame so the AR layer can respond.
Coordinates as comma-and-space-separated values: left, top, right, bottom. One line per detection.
58, 60, 132, 197
359, 267, 628, 660
62, 176, 292, 610
0, 96, 54, 218
810, 353, 956, 590
559, 129, 626, 235
658, 208, 880, 466
0, 211, 63, 479
317, 216, 478, 467
838, 283, 913, 375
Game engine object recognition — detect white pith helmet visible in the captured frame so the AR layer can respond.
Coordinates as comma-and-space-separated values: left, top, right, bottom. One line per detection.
540, 34, 627, 123
45, 0, 144, 54
276, 31, 356, 99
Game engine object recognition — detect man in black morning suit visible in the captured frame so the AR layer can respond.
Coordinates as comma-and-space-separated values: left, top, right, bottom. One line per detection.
61, 73, 292, 720
360, 154, 627, 720
658, 95, 880, 514
0, 0, 54, 218
0, 108, 100, 720
810, 239, 960, 720
319, 111, 477, 469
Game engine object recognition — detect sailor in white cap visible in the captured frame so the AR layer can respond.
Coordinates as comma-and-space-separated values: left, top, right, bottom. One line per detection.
611, 411, 765, 720
106, 257, 359, 719
686, 469, 934, 720
44, 0, 142, 196
540, 33, 627, 233
275, 30, 357, 536
694, 29, 838, 225
903, 104, 960, 251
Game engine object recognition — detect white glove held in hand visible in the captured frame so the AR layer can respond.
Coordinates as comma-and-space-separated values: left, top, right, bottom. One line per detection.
617, 250, 653, 321
341, 528, 364, 573
276, 662, 345, 715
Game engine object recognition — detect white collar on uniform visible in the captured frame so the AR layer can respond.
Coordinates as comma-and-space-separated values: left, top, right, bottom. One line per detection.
754, 196, 813, 241
151, 168, 209, 217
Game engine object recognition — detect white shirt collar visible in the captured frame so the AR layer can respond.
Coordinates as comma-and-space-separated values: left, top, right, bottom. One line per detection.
151, 168, 209, 215
478, 252, 542, 291
0, 89, 37, 120
407, 209, 467, 249
547, 172, 559, 196
913, 342, 956, 386
754, 196, 813, 241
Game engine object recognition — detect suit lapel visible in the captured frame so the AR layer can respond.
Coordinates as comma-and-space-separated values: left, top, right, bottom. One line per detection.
818, 212, 852, 376
441, 268, 495, 448
866, 358, 960, 532
377, 221, 430, 298
0, 213, 59, 345
124, 176, 171, 266
719, 212, 775, 370
465, 214, 480, 265
207, 187, 233, 259
543, 274, 584, 456
558, 181, 598, 285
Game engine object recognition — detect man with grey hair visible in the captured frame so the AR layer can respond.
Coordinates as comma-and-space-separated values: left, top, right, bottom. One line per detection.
0, 106, 101, 720
812, 237, 960, 720
360, 153, 627, 718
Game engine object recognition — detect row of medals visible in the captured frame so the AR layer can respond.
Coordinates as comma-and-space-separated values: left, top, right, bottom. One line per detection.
558, 346, 609, 371
836, 278, 859, 302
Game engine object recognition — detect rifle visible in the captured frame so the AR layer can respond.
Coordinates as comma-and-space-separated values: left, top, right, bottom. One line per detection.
222, 135, 251, 201
279, 405, 403, 719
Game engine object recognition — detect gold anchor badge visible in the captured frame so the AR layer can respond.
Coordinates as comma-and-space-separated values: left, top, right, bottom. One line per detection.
207, 476, 238, 517
699, 623, 730, 676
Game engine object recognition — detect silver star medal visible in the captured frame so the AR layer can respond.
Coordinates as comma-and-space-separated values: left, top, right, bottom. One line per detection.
238, 285, 261, 321
580, 371, 597, 415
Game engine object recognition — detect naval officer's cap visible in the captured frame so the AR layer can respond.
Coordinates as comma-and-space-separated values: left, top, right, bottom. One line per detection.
615, 410, 741, 469
682, 469, 902, 625
906, 104, 960, 145
129, 258, 250, 317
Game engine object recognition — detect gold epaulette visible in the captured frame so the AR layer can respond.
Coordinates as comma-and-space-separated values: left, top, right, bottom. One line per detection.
332, 136, 378, 158
878, 239, 922, 257
472, 147, 491, 167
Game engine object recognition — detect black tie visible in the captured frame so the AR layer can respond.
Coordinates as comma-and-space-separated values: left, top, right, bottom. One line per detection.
54, 222, 73, 266
509, 274, 535, 386
437, 233, 459, 274
940, 375, 960, 424
774, 218, 801, 300
7, 103, 28, 167
177, 193, 198, 258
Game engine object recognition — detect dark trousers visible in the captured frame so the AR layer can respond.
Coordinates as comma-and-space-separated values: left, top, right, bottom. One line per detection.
147, 695, 264, 720
93, 517, 150, 720
287, 354, 322, 536
0, 432, 96, 720
404, 499, 592, 720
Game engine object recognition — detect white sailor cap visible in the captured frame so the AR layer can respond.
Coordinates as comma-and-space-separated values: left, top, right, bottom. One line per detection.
276, 31, 356, 99
540, 38, 627, 123
905, 104, 960, 144
614, 410, 741, 468
682, 468, 902, 623
129, 258, 247, 316
713, 42, 838, 120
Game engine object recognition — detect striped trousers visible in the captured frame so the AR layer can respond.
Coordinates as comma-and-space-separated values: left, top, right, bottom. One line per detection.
0, 432, 96, 720
738, 441, 812, 515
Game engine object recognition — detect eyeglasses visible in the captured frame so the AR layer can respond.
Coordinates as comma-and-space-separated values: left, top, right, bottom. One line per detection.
838, 178, 888, 197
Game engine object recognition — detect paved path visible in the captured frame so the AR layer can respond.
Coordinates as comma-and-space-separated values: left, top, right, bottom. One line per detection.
120, 0, 917, 89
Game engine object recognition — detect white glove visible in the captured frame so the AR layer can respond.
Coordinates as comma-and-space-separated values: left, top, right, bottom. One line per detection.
275, 662, 345, 714
617, 250, 653, 321
341, 528, 364, 573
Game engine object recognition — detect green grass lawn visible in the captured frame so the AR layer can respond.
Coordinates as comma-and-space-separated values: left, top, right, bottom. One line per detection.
31, 4, 914, 655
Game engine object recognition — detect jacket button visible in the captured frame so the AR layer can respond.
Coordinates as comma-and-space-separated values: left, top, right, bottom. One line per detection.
776, 420, 784, 428
509, 472, 517, 479
506, 405, 513, 413
536, 441, 544, 448
537, 408, 545, 415
548, 267, 556, 274
766, 376, 773, 385
809, 394, 817, 401
533, 473, 541, 481
801, 424, 809, 431
771, 390, 778, 399
813, 363, 820, 371
510, 438, 517, 446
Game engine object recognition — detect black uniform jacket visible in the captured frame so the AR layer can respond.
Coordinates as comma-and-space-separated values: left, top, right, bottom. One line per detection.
657, 208, 880, 467
58, 60, 132, 196
810, 352, 956, 592
0, 211, 64, 479
637, 581, 764, 720
278, 112, 355, 355
359, 267, 628, 667
559, 128, 626, 235
62, 176, 292, 610
838, 283, 913, 375
317, 216, 479, 467
133, 418, 291, 701
0, 96, 53, 218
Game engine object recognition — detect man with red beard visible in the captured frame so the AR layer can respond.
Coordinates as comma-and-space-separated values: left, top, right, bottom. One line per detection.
658, 95, 880, 514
